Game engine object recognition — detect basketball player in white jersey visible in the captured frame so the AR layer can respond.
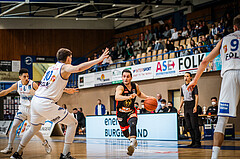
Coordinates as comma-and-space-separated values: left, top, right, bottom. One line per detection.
11, 48, 109, 159
187, 15, 240, 159
0, 68, 52, 154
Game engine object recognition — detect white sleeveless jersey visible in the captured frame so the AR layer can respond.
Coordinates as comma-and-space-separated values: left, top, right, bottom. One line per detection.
220, 31, 240, 76
17, 80, 34, 106
35, 62, 68, 102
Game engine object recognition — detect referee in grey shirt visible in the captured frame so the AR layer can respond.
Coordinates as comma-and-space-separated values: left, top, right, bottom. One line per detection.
178, 72, 201, 148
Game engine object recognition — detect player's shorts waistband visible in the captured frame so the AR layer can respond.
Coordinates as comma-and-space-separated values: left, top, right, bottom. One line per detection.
34, 95, 52, 101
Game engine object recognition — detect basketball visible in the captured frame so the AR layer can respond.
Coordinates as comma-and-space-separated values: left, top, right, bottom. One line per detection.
144, 97, 158, 111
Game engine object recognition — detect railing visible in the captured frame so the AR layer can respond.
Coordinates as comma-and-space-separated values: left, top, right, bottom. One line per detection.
66, 44, 216, 88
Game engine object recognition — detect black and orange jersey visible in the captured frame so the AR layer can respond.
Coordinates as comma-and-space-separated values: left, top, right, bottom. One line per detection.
116, 82, 137, 113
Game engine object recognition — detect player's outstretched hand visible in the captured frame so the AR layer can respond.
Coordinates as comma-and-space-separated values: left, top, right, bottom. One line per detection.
187, 79, 197, 92
99, 48, 109, 61
64, 88, 79, 94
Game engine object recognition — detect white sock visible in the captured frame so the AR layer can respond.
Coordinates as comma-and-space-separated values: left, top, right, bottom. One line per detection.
7, 143, 13, 149
211, 146, 220, 159
63, 143, 71, 155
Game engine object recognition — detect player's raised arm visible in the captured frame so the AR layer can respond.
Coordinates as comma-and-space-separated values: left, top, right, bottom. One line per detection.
63, 48, 109, 74
115, 85, 136, 101
0, 83, 17, 97
187, 39, 222, 91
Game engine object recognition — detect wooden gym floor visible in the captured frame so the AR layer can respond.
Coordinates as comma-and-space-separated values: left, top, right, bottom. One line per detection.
0, 135, 240, 159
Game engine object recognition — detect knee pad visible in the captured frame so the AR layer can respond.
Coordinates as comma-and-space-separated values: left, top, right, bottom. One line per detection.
214, 116, 229, 134
122, 130, 130, 138
128, 117, 137, 136
128, 117, 137, 127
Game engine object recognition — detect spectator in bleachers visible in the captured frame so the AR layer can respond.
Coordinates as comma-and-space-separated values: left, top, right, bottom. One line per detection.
124, 35, 132, 47
175, 47, 180, 57
190, 39, 198, 54
198, 21, 208, 36
154, 38, 165, 50
91, 56, 99, 72
93, 52, 98, 59
202, 35, 212, 47
217, 22, 225, 37
125, 43, 134, 61
209, 24, 218, 39
158, 99, 168, 113
117, 38, 124, 58
151, 39, 155, 51
179, 45, 189, 57
139, 32, 145, 50
182, 26, 188, 38
102, 56, 113, 70
213, 34, 220, 44
152, 26, 159, 41
163, 26, 171, 39
197, 42, 208, 53
167, 101, 177, 113
110, 46, 118, 61
144, 29, 153, 49
171, 28, 179, 41
130, 56, 140, 65
166, 40, 174, 51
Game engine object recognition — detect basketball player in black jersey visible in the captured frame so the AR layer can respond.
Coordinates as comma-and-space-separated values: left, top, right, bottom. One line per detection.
115, 69, 151, 156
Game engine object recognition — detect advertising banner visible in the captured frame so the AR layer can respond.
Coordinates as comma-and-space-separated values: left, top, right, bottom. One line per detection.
86, 114, 178, 140
153, 58, 178, 79
131, 63, 154, 81
94, 70, 112, 86
178, 53, 206, 74
78, 73, 95, 89
111, 67, 131, 84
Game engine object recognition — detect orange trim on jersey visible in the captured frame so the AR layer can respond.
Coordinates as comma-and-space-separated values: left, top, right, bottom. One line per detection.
120, 125, 130, 131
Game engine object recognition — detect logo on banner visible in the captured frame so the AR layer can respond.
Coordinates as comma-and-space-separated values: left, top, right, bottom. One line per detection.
133, 67, 151, 73
97, 73, 110, 82
179, 54, 205, 72
25, 56, 32, 65
155, 60, 176, 76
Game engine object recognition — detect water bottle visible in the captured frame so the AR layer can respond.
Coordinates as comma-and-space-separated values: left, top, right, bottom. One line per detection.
203, 105, 206, 115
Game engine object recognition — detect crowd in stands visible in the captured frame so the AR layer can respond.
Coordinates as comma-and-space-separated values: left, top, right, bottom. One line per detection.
87, 13, 234, 72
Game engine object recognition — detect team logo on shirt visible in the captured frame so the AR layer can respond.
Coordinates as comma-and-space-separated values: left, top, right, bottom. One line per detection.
124, 99, 132, 107
50, 75, 56, 82
223, 45, 227, 53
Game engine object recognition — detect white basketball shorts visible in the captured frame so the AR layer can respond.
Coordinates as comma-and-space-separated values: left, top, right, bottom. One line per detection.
218, 70, 240, 117
14, 105, 30, 121
30, 95, 69, 125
